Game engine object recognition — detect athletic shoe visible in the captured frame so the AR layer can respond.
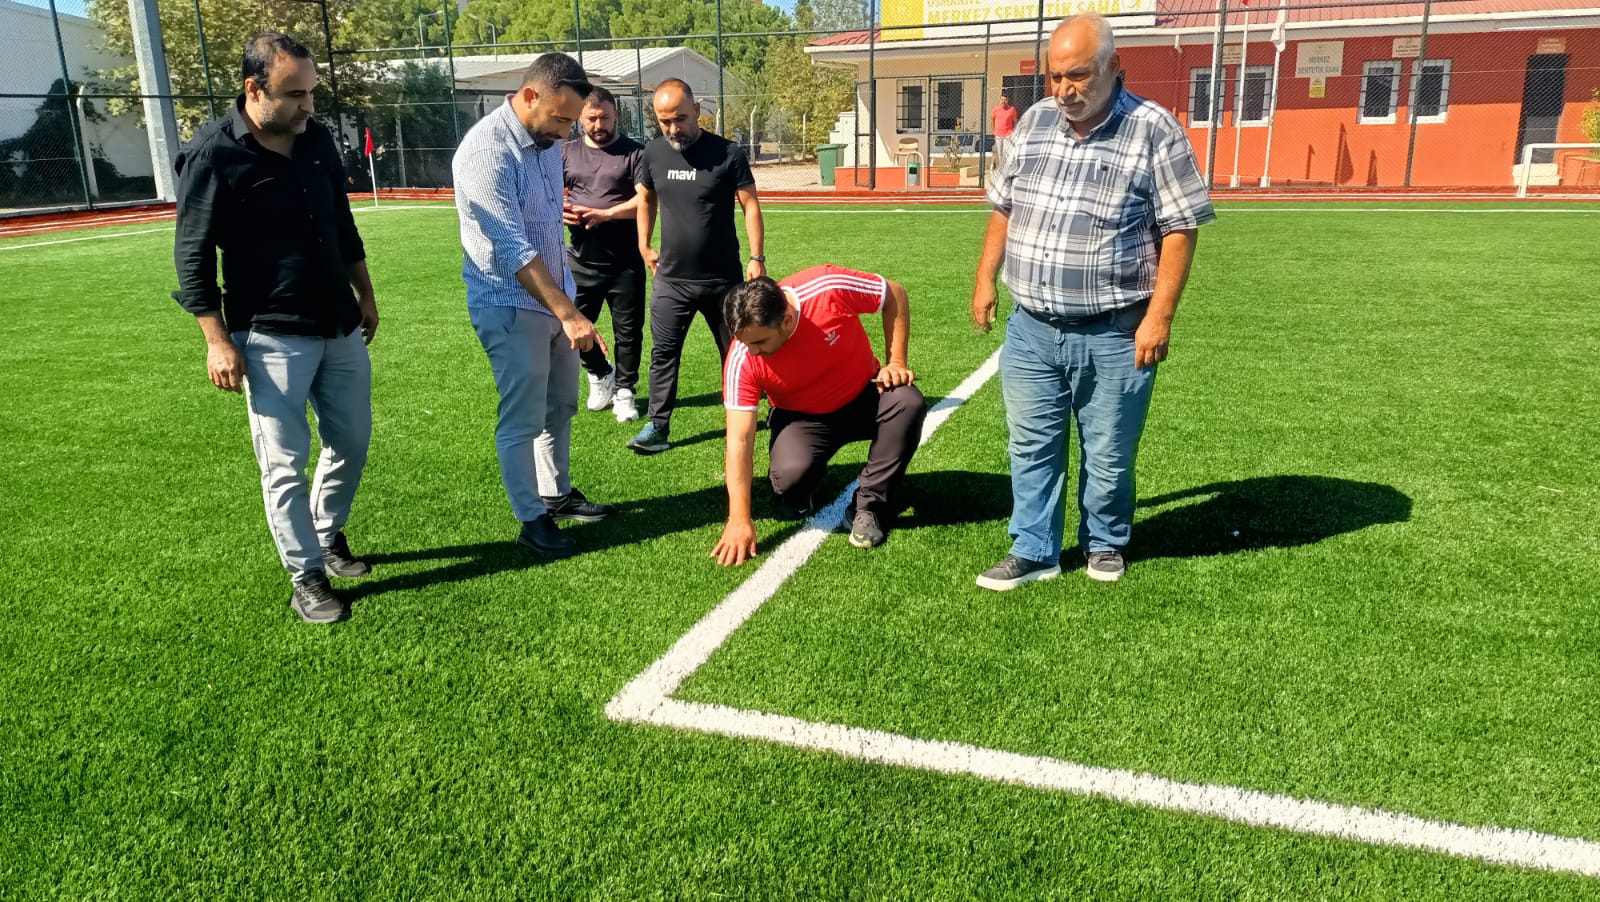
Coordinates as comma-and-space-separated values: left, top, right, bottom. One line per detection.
848, 509, 886, 548
975, 554, 1061, 592
1086, 550, 1125, 583
586, 371, 616, 412
516, 514, 577, 558
626, 422, 670, 455
612, 388, 639, 423
541, 488, 615, 523
289, 572, 346, 623
321, 531, 371, 578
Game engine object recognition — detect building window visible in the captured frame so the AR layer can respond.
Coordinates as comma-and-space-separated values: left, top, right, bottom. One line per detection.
1410, 59, 1451, 123
898, 83, 924, 131
1359, 60, 1402, 124
1239, 65, 1274, 124
1189, 68, 1218, 125
936, 81, 963, 131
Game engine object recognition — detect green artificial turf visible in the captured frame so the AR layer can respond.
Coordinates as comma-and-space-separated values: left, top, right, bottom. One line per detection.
2, 201, 1598, 898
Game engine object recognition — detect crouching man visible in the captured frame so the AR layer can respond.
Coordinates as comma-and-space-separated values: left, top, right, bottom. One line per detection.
712, 266, 927, 565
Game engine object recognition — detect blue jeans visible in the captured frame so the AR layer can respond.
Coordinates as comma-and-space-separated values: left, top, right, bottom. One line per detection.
470, 305, 578, 522
233, 327, 372, 581
1000, 304, 1156, 563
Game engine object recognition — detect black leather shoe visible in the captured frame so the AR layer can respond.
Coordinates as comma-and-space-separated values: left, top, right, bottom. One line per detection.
540, 488, 615, 523
516, 514, 578, 558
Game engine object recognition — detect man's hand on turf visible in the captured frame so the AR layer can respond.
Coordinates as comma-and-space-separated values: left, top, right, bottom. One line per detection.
875, 362, 915, 392
971, 283, 998, 333
712, 518, 759, 566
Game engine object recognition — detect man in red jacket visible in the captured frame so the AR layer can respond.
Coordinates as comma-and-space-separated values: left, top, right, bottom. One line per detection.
712, 265, 927, 566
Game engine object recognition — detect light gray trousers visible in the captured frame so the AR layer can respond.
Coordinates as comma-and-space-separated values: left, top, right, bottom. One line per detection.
234, 328, 372, 581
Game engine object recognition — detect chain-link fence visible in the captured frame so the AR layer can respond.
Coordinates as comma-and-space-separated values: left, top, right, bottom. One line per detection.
2, 0, 1597, 215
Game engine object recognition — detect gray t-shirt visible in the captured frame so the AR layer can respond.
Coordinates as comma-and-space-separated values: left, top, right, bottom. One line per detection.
561, 135, 647, 268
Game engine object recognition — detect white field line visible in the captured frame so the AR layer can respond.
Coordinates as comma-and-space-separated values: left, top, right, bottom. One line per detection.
606, 347, 1600, 879
0, 226, 172, 251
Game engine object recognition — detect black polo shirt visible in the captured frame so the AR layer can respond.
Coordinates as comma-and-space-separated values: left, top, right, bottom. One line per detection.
172, 97, 366, 338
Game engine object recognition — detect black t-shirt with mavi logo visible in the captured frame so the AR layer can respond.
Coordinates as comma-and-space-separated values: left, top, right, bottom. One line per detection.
639, 131, 755, 284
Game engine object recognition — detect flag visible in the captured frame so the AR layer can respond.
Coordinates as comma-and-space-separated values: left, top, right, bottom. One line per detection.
363, 127, 374, 157
1272, 0, 1288, 51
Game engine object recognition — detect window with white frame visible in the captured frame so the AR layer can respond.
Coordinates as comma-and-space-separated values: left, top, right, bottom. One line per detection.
1359, 60, 1402, 124
1189, 68, 1218, 125
1239, 65, 1274, 124
1410, 59, 1451, 123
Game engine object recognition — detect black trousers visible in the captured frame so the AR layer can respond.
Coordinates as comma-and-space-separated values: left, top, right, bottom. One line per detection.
768, 382, 928, 516
570, 256, 646, 392
645, 277, 734, 429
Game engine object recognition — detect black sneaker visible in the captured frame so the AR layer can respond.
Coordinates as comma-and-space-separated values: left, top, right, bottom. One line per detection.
848, 509, 886, 548
321, 531, 371, 578
516, 514, 578, 558
541, 488, 615, 523
975, 554, 1062, 592
1086, 550, 1125, 583
289, 572, 346, 623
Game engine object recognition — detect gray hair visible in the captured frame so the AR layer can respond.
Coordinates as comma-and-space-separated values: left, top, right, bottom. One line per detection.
1059, 14, 1117, 70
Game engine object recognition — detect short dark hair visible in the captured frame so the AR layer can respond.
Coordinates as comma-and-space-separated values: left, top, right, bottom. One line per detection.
724, 278, 788, 335
522, 53, 593, 99
242, 31, 311, 90
585, 86, 617, 109
654, 78, 695, 102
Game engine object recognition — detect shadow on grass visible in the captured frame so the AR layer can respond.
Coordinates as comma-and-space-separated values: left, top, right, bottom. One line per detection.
1127, 475, 1411, 561
892, 471, 1410, 563
348, 484, 805, 603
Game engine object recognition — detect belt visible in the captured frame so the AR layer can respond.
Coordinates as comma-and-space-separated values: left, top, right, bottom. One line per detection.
1018, 299, 1148, 328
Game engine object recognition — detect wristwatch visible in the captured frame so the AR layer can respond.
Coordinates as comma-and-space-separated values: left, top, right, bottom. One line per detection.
750, 255, 766, 263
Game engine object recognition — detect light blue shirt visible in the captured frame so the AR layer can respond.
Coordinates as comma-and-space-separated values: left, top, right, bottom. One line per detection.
451, 98, 575, 313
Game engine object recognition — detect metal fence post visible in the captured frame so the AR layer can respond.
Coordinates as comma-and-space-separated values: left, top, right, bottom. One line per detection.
1403, 0, 1433, 188
1205, 0, 1229, 187
867, 0, 877, 190
125, 0, 181, 201
318, 0, 344, 142
716, 0, 726, 132
192, 0, 217, 119
47, 0, 92, 207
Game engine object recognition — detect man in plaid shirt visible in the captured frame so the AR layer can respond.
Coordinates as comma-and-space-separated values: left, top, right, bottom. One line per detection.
972, 14, 1215, 590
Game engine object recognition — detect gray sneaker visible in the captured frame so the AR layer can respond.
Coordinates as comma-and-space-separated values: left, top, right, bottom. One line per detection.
848, 510, 886, 548
289, 572, 346, 623
1086, 550, 1125, 582
321, 531, 371, 578
626, 422, 670, 455
975, 554, 1062, 591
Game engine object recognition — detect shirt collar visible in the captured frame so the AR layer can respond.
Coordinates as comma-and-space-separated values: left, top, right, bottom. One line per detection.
497, 96, 538, 150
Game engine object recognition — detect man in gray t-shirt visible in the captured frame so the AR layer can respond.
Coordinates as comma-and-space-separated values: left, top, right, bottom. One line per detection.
562, 86, 648, 422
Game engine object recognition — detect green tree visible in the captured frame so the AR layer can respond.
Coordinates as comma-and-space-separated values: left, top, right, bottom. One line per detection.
85, 0, 416, 138
763, 0, 854, 155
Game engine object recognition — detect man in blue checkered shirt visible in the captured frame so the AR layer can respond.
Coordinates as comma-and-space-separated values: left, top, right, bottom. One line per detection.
452, 54, 618, 558
972, 14, 1215, 590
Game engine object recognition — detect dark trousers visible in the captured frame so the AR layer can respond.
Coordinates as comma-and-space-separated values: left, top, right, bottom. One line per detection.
768, 382, 928, 516
646, 277, 734, 429
570, 256, 645, 392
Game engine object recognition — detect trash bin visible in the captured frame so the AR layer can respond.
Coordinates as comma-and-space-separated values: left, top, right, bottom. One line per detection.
906, 157, 920, 188
816, 144, 845, 187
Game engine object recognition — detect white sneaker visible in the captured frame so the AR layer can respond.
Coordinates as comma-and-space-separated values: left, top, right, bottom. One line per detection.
586, 371, 616, 412
613, 388, 639, 423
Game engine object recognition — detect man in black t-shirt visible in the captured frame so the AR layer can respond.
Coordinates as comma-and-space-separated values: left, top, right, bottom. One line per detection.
562, 86, 647, 423
627, 78, 766, 455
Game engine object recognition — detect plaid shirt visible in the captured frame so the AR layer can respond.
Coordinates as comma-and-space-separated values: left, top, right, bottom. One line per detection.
451, 98, 575, 314
988, 87, 1215, 318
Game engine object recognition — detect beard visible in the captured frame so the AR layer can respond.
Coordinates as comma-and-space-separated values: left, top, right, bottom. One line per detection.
532, 133, 557, 150
586, 128, 614, 145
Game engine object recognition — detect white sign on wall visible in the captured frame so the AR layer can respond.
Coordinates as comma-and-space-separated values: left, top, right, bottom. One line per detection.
1296, 41, 1344, 79
1392, 36, 1421, 58
1222, 44, 1243, 66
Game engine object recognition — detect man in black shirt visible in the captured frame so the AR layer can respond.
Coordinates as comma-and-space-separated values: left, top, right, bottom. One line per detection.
627, 78, 766, 455
561, 86, 647, 423
172, 31, 378, 624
